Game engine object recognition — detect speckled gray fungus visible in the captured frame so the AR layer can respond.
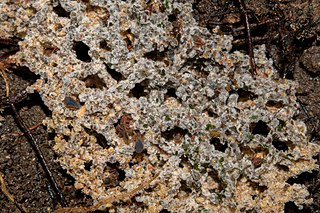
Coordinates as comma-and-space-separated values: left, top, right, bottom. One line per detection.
1, 0, 319, 212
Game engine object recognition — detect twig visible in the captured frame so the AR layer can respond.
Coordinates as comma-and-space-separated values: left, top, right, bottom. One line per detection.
1, 122, 43, 139
0, 172, 28, 213
238, 0, 257, 75
0, 61, 10, 97
10, 103, 66, 207
55, 172, 160, 213
0, 90, 28, 108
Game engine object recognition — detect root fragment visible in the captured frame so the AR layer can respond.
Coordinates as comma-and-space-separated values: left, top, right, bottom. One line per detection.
55, 172, 160, 213
0, 172, 28, 213
0, 61, 10, 97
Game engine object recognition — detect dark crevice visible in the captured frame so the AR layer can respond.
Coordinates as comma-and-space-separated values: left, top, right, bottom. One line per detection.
165, 88, 177, 98
180, 180, 193, 194
84, 160, 93, 171
185, 57, 211, 78
83, 74, 106, 89
10, 66, 40, 83
10, 92, 51, 118
100, 40, 112, 51
287, 171, 317, 185
72, 41, 92, 62
106, 162, 126, 181
276, 164, 289, 172
168, 14, 177, 22
208, 170, 227, 192
210, 137, 227, 152
120, 29, 134, 51
248, 181, 267, 193
42, 42, 59, 56
84, 127, 110, 149
105, 63, 124, 82
272, 140, 289, 151
53, 2, 70, 18
237, 88, 258, 102
284, 201, 304, 213
266, 100, 284, 108
129, 80, 149, 98
144, 48, 169, 65
250, 120, 270, 137
161, 127, 189, 142
205, 108, 219, 118
159, 209, 171, 213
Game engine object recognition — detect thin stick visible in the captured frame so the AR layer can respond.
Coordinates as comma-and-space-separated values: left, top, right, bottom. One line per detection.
1, 122, 43, 138
0, 89, 28, 108
0, 172, 28, 213
0, 63, 10, 97
238, 0, 257, 75
55, 172, 160, 213
10, 104, 66, 207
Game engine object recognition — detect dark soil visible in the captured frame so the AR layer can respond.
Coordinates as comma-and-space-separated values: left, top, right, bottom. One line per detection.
1, 0, 319, 212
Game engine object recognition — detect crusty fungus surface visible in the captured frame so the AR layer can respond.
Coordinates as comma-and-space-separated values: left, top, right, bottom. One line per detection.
1, 0, 319, 211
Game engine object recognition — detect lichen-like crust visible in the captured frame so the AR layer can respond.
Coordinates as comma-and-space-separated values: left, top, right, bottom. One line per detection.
1, 0, 319, 212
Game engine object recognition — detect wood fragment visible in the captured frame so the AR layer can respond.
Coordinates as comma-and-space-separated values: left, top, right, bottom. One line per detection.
0, 60, 10, 97
238, 0, 257, 75
1, 122, 43, 139
10, 103, 66, 208
55, 172, 160, 213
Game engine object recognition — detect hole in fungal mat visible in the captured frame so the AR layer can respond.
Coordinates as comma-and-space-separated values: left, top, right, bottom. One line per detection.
104, 63, 124, 82
272, 140, 289, 151
245, 208, 258, 213
207, 170, 227, 193
287, 171, 317, 185
53, 2, 70, 18
84, 127, 110, 149
72, 41, 92, 62
266, 100, 284, 109
159, 209, 171, 213
161, 127, 189, 143
276, 164, 289, 172
180, 180, 193, 194
250, 120, 270, 137
129, 79, 149, 98
42, 42, 59, 56
168, 14, 177, 22
237, 88, 258, 102
83, 74, 106, 89
204, 108, 219, 118
106, 162, 126, 182
10, 66, 40, 83
284, 201, 304, 213
84, 160, 93, 171
143, 48, 169, 65
248, 181, 267, 193
178, 156, 192, 168
0, 37, 21, 54
210, 137, 228, 152
165, 88, 177, 98
99, 40, 112, 51
185, 57, 210, 78
120, 29, 134, 51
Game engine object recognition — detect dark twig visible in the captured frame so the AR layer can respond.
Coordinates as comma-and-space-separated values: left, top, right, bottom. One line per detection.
238, 0, 256, 75
10, 103, 66, 208
0, 90, 28, 108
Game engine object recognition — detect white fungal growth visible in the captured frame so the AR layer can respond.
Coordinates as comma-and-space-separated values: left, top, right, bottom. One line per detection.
1, 0, 319, 212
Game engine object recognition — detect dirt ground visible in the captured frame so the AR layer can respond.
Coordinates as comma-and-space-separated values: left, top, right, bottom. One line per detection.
0, 0, 319, 212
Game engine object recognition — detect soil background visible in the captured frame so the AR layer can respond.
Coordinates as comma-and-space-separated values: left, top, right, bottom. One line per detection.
0, 0, 319, 212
